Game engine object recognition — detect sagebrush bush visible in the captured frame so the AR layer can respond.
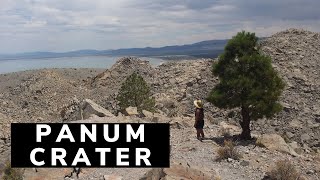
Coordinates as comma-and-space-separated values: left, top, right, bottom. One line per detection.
1, 161, 23, 180
216, 140, 242, 161
267, 160, 305, 180
218, 128, 231, 138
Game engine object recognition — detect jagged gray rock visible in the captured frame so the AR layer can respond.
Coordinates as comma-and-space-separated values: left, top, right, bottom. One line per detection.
256, 134, 299, 157
142, 110, 153, 117
61, 98, 115, 121
125, 106, 139, 116
81, 99, 115, 119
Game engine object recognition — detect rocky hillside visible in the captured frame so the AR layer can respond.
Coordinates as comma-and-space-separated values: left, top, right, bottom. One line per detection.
0, 69, 103, 122
259, 28, 320, 149
90, 57, 223, 119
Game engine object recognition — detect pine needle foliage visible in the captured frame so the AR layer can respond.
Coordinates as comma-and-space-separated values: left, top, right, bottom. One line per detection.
116, 72, 155, 113
207, 31, 285, 139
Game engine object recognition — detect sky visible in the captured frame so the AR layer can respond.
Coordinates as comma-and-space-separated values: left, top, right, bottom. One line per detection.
0, 0, 319, 54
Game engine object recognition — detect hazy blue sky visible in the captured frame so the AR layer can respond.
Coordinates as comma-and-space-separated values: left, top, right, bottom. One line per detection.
1, 0, 319, 53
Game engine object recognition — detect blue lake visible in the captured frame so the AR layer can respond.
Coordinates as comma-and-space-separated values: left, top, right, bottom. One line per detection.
0, 56, 166, 74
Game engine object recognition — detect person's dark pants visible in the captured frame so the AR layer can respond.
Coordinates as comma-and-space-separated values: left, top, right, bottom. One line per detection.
196, 128, 204, 139
195, 120, 205, 139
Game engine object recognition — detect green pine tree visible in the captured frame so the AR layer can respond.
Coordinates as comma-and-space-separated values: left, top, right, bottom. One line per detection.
116, 72, 155, 114
207, 31, 285, 140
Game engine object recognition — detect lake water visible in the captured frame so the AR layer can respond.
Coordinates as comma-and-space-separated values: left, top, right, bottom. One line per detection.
0, 56, 167, 74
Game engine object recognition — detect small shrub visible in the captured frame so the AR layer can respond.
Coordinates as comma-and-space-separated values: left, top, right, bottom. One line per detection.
116, 72, 155, 113
216, 140, 242, 161
255, 137, 265, 148
2, 161, 23, 180
227, 111, 236, 118
267, 160, 305, 180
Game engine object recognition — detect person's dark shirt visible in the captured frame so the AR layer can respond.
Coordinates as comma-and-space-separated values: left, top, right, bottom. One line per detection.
195, 108, 204, 122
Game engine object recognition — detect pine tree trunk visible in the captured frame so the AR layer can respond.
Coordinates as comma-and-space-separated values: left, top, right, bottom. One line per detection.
240, 106, 251, 140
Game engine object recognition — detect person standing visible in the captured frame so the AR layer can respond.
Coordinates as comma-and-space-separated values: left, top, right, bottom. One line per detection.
194, 100, 205, 141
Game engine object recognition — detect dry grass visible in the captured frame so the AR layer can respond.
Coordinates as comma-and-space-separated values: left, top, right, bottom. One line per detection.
255, 138, 266, 148
266, 160, 305, 180
216, 140, 242, 161
218, 128, 231, 138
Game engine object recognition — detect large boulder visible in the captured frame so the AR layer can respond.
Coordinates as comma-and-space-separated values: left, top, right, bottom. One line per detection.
256, 134, 299, 156
80, 99, 115, 120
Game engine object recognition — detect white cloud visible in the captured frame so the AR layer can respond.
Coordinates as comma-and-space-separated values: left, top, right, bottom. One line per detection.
23, 19, 47, 28
0, 0, 319, 53
209, 5, 236, 12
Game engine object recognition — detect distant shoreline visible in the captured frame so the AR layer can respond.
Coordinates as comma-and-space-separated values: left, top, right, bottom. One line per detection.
0, 39, 227, 61
0, 56, 166, 74
0, 54, 217, 61
0, 54, 116, 61
0, 55, 216, 74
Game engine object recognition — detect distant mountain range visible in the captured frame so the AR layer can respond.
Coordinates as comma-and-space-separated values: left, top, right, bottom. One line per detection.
0, 39, 229, 60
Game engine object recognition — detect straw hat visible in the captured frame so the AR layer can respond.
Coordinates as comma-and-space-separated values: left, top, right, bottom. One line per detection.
193, 100, 203, 108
